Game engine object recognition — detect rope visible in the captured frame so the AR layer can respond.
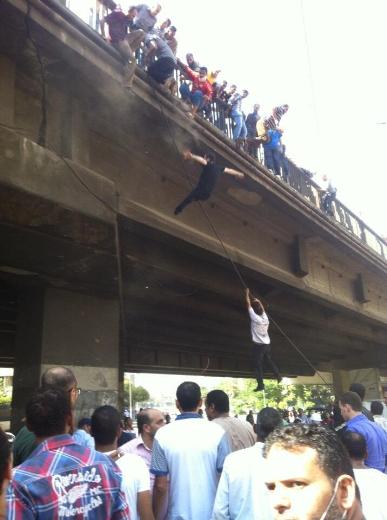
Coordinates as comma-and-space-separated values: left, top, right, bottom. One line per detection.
156, 89, 331, 386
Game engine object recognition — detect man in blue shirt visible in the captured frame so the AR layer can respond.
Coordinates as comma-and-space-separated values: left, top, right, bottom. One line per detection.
339, 391, 387, 472
263, 128, 289, 181
150, 381, 231, 519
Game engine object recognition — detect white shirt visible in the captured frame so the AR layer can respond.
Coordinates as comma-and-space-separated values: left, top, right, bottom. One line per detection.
374, 415, 387, 432
354, 467, 387, 519
248, 308, 270, 344
212, 443, 273, 520
150, 413, 231, 520
105, 451, 150, 520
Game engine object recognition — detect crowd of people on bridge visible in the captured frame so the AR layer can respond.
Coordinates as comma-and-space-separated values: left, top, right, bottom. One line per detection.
96, 1, 337, 217
0, 365, 386, 519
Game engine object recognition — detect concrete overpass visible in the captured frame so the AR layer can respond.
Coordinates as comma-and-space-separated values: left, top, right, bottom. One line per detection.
1, 0, 387, 425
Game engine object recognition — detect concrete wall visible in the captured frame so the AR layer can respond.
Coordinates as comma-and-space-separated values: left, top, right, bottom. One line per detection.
11, 288, 120, 430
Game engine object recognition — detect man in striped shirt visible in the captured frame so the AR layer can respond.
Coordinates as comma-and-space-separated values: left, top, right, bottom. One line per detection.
7, 388, 129, 519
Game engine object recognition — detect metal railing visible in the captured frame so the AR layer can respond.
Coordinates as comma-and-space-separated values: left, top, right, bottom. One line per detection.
63, 1, 387, 261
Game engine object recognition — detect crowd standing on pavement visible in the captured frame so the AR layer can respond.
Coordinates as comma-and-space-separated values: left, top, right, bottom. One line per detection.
2, 367, 386, 519
96, 1, 336, 218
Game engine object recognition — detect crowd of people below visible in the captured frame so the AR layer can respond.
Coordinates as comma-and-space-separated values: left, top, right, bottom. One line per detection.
0, 367, 386, 519
96, 1, 338, 218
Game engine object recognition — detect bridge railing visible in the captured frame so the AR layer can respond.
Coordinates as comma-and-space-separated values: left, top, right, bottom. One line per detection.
62, 1, 387, 261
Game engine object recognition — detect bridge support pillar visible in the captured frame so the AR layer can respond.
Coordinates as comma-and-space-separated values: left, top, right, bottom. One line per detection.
11, 287, 120, 431
332, 368, 381, 400
0, 55, 15, 126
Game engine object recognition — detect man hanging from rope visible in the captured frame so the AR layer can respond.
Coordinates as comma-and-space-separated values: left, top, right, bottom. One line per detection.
245, 288, 282, 391
174, 150, 244, 215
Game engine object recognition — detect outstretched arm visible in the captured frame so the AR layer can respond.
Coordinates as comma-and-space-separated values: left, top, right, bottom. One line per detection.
245, 288, 251, 309
246, 289, 265, 313
183, 150, 208, 166
224, 167, 244, 179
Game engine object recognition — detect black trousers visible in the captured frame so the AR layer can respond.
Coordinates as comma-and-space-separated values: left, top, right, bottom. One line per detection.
252, 343, 280, 388
174, 187, 210, 214
148, 57, 175, 84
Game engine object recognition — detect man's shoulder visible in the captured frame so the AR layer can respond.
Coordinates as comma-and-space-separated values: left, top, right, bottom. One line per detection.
354, 467, 387, 485
118, 452, 147, 471
15, 444, 114, 480
223, 443, 263, 469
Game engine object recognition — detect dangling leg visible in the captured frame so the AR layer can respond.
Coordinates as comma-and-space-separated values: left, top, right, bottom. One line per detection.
174, 188, 199, 215
263, 345, 282, 383
252, 343, 265, 391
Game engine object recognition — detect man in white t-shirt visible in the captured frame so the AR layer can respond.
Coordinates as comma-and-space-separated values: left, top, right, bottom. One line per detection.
91, 405, 154, 520
150, 381, 231, 520
245, 288, 281, 391
371, 401, 387, 432
341, 430, 387, 520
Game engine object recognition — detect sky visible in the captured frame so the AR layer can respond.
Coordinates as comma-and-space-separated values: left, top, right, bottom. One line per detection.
69, 0, 387, 236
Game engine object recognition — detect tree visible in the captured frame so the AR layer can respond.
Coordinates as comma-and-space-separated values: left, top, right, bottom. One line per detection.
132, 385, 150, 404
218, 378, 334, 414
123, 381, 150, 407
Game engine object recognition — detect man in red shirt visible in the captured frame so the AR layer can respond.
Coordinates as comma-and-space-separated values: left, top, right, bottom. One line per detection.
178, 59, 212, 116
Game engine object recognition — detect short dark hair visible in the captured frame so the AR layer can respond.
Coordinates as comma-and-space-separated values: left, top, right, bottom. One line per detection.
41, 366, 77, 392
26, 388, 71, 437
170, 25, 176, 32
263, 424, 355, 483
370, 400, 383, 415
176, 382, 201, 411
349, 383, 365, 401
339, 391, 362, 412
204, 152, 215, 164
199, 66, 208, 74
0, 429, 10, 490
341, 430, 367, 461
77, 417, 91, 429
205, 390, 229, 414
256, 407, 282, 440
251, 300, 264, 315
91, 406, 121, 445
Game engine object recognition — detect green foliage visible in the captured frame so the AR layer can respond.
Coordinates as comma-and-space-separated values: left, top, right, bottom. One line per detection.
218, 379, 334, 414
123, 381, 150, 406
0, 395, 11, 408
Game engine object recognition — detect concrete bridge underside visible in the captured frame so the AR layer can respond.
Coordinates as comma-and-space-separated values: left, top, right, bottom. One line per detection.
0, 0, 387, 424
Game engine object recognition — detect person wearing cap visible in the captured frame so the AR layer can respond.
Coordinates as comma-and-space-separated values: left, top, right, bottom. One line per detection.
73, 417, 95, 449
245, 288, 281, 392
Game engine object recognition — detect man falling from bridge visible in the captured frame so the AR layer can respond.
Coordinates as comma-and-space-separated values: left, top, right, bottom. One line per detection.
174, 150, 244, 215
245, 288, 282, 391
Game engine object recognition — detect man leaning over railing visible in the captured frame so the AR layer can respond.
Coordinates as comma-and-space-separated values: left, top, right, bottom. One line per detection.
100, 6, 145, 87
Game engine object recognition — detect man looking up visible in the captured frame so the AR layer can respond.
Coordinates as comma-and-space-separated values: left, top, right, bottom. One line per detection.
205, 390, 255, 452
13, 365, 79, 466
212, 407, 282, 520
339, 391, 386, 472
341, 430, 387, 520
150, 381, 231, 520
174, 150, 244, 215
120, 409, 165, 489
245, 288, 281, 391
92, 405, 154, 520
8, 388, 129, 519
263, 423, 363, 520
